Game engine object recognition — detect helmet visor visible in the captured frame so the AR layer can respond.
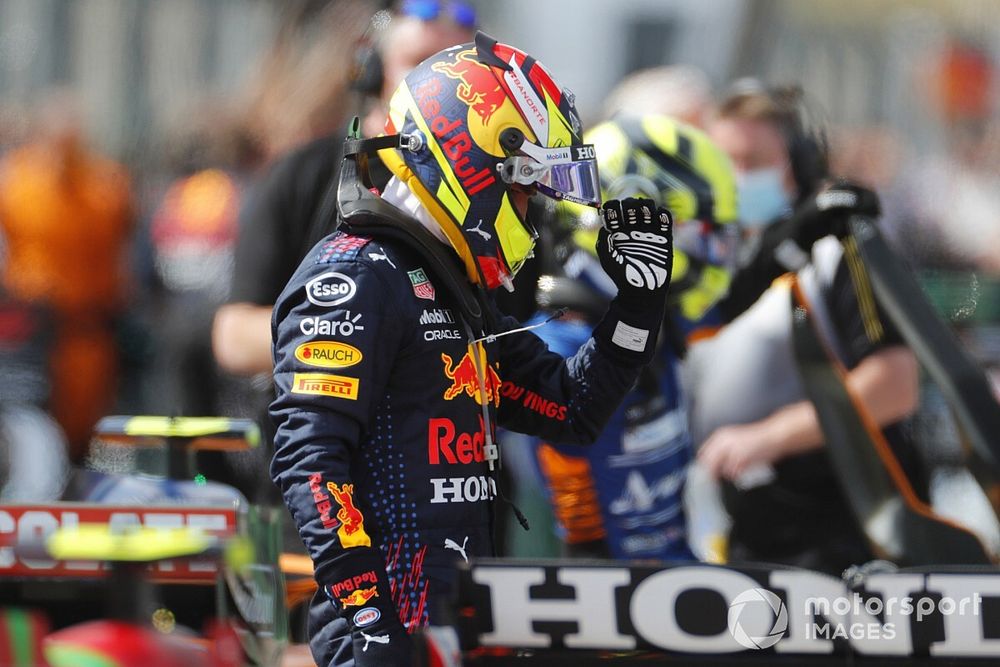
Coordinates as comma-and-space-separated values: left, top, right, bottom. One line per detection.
502, 142, 602, 208
534, 160, 601, 208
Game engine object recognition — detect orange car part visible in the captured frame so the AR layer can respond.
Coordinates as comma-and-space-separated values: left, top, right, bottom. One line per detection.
791, 277, 987, 544
280, 553, 318, 610
536, 443, 606, 544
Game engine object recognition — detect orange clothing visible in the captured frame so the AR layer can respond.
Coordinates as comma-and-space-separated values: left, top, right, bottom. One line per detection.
0, 144, 131, 314
0, 143, 132, 458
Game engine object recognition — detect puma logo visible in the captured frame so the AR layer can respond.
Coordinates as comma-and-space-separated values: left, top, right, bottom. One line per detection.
368, 249, 396, 268
361, 631, 390, 652
468, 219, 491, 241
444, 536, 469, 563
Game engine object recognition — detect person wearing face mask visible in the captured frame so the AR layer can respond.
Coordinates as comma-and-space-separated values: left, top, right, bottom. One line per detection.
707, 82, 880, 324
684, 82, 926, 575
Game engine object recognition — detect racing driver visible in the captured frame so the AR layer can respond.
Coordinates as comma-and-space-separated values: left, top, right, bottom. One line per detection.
270, 33, 675, 666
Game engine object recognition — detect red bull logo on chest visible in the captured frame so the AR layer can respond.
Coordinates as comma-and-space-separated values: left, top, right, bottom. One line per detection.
441, 345, 500, 407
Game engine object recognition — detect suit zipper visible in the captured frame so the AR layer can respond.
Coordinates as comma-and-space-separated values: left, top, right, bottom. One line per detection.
463, 322, 530, 532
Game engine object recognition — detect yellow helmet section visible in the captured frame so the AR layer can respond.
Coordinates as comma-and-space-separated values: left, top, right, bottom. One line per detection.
381, 81, 482, 283
464, 84, 540, 154
380, 141, 481, 284
543, 88, 576, 149
494, 194, 536, 278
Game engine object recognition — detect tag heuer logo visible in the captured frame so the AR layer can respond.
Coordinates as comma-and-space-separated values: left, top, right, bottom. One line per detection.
408, 268, 435, 301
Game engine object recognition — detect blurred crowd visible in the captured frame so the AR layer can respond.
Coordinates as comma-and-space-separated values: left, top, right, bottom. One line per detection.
0, 0, 997, 566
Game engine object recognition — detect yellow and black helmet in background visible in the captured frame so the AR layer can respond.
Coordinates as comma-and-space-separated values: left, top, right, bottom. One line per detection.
570, 115, 739, 322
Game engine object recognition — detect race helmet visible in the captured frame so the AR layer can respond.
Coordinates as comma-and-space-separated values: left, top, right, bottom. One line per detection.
569, 115, 738, 322
378, 31, 599, 290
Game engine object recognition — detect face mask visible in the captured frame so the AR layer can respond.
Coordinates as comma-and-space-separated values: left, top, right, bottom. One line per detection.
737, 167, 792, 229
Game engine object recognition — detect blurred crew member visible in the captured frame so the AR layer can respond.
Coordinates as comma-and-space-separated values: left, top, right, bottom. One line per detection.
688, 82, 924, 574
270, 34, 674, 665
213, 1, 475, 377
602, 65, 714, 129
0, 98, 131, 461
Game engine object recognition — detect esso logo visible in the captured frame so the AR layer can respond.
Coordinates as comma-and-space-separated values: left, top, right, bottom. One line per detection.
306, 272, 357, 307
353, 607, 381, 627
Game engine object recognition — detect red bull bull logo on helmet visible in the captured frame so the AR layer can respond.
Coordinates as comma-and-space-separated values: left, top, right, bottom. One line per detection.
326, 482, 371, 548
432, 48, 507, 125
411, 51, 496, 198
441, 346, 500, 407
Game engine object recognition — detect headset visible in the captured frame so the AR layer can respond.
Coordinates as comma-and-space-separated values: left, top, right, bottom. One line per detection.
351, 5, 392, 97
723, 78, 830, 202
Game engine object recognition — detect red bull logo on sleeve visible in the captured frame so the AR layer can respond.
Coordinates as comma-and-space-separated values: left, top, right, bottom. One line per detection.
309, 473, 340, 531
327, 482, 371, 548
330, 570, 378, 597
441, 345, 500, 407
339, 586, 378, 608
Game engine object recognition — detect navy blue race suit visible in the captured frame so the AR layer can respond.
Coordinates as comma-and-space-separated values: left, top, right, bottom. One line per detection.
270, 223, 667, 665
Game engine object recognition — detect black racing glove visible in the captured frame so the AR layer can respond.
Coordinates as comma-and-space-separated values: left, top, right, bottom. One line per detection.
788, 180, 881, 251
597, 197, 673, 310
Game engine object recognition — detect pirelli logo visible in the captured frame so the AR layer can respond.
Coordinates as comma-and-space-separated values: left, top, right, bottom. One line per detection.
291, 373, 360, 400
